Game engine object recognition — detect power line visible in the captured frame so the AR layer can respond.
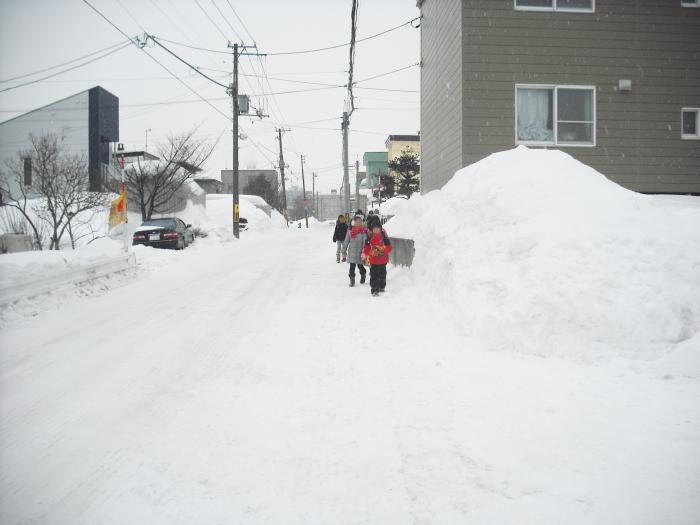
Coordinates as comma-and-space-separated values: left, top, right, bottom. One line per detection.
0, 39, 130, 84
0, 42, 132, 93
116, 0, 146, 31
346, 0, 359, 116
152, 36, 231, 55
193, 0, 229, 41
266, 16, 419, 56
225, 0, 256, 44
210, 0, 243, 41
80, 0, 231, 123
152, 16, 420, 57
146, 35, 229, 89
198, 67, 343, 88
354, 62, 420, 84
354, 86, 419, 94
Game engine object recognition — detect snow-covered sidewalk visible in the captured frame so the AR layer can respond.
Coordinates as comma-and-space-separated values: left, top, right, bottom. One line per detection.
1, 227, 698, 524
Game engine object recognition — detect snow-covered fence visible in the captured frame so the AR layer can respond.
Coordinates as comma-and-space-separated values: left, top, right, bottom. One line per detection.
389, 237, 415, 268
0, 253, 135, 306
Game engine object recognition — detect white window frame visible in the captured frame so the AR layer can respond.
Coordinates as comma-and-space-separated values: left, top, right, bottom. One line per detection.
514, 0, 595, 13
515, 84, 597, 147
681, 0, 700, 8
681, 108, 700, 140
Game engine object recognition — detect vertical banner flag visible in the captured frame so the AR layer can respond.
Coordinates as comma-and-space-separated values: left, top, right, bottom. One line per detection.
109, 183, 128, 230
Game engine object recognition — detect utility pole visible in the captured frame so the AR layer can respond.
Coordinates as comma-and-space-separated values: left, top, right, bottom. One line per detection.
301, 155, 308, 228
311, 172, 316, 218
355, 159, 360, 212
341, 111, 350, 219
276, 128, 290, 226
227, 42, 267, 238
229, 43, 240, 239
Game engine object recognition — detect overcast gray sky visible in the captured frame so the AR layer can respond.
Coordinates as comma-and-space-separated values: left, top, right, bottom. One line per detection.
0, 0, 420, 192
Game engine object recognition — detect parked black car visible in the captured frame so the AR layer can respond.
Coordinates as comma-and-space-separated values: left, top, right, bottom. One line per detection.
132, 218, 194, 249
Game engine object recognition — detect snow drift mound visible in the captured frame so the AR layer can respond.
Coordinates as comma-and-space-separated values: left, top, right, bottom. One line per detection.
204, 194, 286, 238
388, 146, 700, 362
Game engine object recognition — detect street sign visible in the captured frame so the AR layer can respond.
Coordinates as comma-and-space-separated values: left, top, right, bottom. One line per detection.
234, 204, 240, 223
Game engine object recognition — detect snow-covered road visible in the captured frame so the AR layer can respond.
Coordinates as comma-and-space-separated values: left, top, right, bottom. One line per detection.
1, 227, 699, 524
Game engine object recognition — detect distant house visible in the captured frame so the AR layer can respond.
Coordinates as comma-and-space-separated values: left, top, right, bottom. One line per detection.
418, 0, 700, 194
193, 177, 224, 194
362, 151, 389, 189
385, 134, 421, 186
385, 135, 420, 162
0, 86, 120, 195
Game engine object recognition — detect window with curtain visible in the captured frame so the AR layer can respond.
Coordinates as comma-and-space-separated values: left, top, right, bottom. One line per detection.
516, 85, 596, 146
517, 88, 554, 142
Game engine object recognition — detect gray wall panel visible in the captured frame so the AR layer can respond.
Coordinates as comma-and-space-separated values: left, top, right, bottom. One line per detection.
419, 0, 464, 193
459, 0, 700, 194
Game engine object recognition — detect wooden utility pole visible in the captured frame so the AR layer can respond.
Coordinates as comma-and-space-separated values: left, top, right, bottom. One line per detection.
311, 172, 316, 218
276, 128, 290, 226
355, 159, 360, 212
230, 43, 240, 238
301, 154, 308, 228
341, 112, 350, 219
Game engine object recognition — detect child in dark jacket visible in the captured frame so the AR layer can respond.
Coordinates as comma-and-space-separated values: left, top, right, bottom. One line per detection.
332, 215, 348, 263
363, 224, 393, 296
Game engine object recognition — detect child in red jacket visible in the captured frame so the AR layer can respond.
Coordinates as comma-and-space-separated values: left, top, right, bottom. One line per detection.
363, 224, 393, 296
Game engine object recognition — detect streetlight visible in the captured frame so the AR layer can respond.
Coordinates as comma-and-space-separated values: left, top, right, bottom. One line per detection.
145, 128, 152, 152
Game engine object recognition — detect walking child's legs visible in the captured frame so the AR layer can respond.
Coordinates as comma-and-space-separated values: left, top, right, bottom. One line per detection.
336, 241, 343, 262
349, 263, 357, 278
369, 265, 378, 292
358, 264, 366, 277
377, 264, 387, 290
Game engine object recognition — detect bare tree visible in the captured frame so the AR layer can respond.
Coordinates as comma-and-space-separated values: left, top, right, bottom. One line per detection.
0, 133, 107, 250
243, 174, 282, 211
124, 129, 216, 221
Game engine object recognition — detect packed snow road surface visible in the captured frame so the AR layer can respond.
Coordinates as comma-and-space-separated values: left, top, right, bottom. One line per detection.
1, 227, 699, 524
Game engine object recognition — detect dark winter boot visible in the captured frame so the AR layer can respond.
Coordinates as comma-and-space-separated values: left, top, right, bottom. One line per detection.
371, 289, 380, 297
360, 274, 366, 284
349, 275, 355, 287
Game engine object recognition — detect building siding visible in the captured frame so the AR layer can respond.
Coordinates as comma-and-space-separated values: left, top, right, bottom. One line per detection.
459, 0, 700, 194
419, 0, 464, 193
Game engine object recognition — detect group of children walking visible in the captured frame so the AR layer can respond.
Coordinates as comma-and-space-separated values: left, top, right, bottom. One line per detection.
332, 210, 392, 297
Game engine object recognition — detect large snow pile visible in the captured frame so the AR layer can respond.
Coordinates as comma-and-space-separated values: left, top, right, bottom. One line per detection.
204, 194, 286, 237
387, 146, 700, 363
378, 196, 411, 217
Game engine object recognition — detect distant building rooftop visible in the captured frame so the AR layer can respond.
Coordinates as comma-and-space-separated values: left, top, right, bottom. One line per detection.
385, 134, 420, 148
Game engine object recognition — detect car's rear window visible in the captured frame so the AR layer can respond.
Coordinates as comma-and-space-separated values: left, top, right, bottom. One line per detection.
142, 219, 176, 228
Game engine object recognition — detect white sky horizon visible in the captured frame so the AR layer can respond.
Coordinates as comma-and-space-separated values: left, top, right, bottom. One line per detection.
0, 0, 421, 193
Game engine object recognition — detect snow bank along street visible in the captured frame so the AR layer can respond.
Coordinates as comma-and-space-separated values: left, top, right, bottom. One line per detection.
1, 148, 700, 524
